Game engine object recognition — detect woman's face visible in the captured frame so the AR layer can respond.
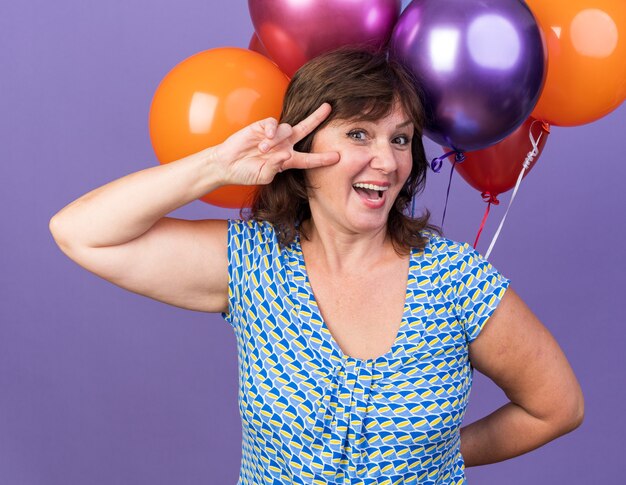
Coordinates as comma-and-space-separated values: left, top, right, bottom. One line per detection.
306, 103, 414, 236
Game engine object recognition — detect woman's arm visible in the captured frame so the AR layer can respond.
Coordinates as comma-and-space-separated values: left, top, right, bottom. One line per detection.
49, 104, 339, 312
460, 287, 584, 466
49, 150, 232, 312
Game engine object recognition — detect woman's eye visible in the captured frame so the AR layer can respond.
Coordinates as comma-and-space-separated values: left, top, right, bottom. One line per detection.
393, 135, 410, 146
347, 130, 367, 141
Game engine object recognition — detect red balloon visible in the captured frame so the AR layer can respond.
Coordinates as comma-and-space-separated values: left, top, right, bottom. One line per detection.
248, 33, 270, 58
446, 117, 550, 197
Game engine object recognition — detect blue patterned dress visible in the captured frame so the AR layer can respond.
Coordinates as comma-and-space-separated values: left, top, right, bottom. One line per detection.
222, 219, 510, 484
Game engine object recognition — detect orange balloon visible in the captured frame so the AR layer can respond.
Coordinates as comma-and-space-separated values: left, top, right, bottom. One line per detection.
526, 0, 626, 126
149, 47, 290, 208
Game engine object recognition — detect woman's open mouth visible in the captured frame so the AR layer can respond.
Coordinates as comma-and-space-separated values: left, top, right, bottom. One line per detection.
352, 182, 388, 207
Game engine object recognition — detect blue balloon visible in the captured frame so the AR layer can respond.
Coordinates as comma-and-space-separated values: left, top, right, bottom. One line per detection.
391, 0, 546, 152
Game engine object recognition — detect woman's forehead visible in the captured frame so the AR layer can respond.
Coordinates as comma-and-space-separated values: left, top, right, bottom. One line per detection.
329, 106, 413, 128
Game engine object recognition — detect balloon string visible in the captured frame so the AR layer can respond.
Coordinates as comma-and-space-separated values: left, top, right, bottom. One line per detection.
483, 122, 547, 259
473, 192, 499, 248
438, 151, 465, 228
412, 149, 461, 218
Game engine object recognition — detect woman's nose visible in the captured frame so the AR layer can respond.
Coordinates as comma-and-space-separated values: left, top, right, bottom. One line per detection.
369, 144, 398, 174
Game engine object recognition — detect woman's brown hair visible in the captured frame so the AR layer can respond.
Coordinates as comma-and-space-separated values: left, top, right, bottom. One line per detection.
243, 47, 441, 255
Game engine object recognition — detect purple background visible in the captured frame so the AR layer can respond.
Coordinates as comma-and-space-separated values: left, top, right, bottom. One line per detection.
2, 1, 624, 483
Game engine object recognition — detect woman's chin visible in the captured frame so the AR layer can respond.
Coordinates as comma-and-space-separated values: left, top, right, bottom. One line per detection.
346, 210, 391, 234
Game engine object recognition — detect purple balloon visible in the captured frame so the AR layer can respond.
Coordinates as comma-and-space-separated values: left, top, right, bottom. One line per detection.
248, 0, 402, 77
391, 0, 546, 151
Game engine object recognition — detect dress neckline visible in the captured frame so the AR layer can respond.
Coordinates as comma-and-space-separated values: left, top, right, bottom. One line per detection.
293, 231, 415, 365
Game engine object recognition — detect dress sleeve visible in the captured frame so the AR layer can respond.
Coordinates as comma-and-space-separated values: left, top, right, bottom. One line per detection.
220, 219, 277, 328
221, 219, 257, 327
453, 242, 511, 343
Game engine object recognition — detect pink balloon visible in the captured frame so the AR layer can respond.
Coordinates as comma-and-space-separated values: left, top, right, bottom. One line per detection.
248, 0, 402, 77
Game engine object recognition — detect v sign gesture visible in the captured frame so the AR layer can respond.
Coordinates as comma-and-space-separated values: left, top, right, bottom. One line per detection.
49, 103, 341, 314
210, 103, 340, 186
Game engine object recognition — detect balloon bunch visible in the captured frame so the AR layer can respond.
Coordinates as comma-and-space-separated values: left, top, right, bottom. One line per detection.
148, 0, 626, 249
149, 0, 402, 208
391, 0, 625, 253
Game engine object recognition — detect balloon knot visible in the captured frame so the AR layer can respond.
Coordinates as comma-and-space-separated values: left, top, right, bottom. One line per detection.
523, 147, 539, 169
481, 192, 500, 205
430, 157, 443, 173
431, 150, 464, 173
522, 156, 532, 170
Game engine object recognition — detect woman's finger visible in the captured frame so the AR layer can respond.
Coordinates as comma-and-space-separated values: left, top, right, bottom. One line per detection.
257, 103, 331, 154
290, 103, 333, 143
260, 117, 277, 139
255, 118, 278, 153
282, 150, 340, 170
258, 104, 330, 153
266, 150, 293, 171
258, 123, 293, 153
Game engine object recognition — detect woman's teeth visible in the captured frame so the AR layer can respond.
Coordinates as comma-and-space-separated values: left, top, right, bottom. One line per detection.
353, 183, 386, 199
353, 183, 388, 192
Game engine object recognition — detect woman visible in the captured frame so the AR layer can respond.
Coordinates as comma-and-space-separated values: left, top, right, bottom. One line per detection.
50, 48, 583, 483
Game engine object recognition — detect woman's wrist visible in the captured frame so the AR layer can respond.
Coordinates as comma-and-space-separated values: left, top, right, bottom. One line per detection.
460, 401, 577, 467
186, 145, 229, 195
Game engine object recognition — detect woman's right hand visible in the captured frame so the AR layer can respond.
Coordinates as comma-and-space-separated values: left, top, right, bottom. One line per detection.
210, 103, 340, 186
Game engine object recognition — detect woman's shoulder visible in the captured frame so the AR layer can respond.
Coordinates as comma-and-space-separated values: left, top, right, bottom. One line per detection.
418, 230, 473, 256
420, 231, 508, 285
227, 218, 281, 248
227, 218, 274, 233
416, 230, 494, 276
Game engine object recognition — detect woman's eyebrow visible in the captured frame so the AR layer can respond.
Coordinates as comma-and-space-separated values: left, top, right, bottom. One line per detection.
396, 120, 413, 128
